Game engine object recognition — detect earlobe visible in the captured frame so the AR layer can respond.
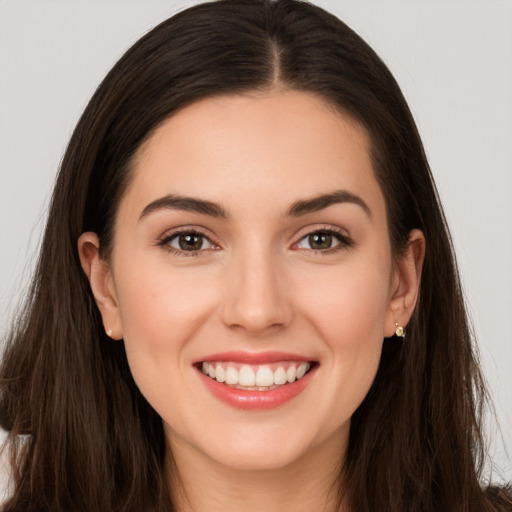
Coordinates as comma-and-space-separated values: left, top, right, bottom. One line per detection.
77, 232, 123, 340
385, 229, 426, 338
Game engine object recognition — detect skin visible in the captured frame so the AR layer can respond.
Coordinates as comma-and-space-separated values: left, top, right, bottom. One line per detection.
79, 90, 424, 512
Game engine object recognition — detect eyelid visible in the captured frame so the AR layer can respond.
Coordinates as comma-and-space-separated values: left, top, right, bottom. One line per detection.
293, 224, 349, 241
157, 226, 221, 256
291, 225, 353, 253
169, 232, 215, 251
156, 224, 353, 256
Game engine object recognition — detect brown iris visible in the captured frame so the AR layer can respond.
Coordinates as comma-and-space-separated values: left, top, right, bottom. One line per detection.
308, 232, 333, 250
178, 234, 203, 251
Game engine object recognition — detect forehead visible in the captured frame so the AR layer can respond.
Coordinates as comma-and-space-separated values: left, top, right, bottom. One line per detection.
121, 90, 385, 222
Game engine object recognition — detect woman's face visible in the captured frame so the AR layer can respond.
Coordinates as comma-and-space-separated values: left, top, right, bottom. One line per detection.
84, 90, 419, 472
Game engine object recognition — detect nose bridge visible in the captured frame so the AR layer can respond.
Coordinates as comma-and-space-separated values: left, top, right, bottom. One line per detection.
221, 238, 292, 334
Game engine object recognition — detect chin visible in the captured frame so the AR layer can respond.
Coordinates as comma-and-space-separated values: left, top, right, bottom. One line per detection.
199, 427, 322, 472
209, 446, 304, 472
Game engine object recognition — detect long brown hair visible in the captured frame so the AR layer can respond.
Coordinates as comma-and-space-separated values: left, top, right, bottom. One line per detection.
1, 1, 510, 511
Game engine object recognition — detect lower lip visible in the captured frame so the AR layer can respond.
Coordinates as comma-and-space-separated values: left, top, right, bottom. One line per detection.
197, 365, 317, 410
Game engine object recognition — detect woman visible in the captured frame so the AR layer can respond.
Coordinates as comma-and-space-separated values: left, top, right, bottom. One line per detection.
0, 0, 510, 510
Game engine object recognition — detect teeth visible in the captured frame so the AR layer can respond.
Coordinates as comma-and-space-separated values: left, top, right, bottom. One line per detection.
215, 364, 226, 383
239, 365, 256, 386
274, 366, 287, 385
296, 363, 308, 379
256, 366, 274, 387
225, 366, 239, 385
201, 361, 311, 388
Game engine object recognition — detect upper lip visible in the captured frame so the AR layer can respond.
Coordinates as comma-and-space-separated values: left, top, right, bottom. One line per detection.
194, 351, 314, 365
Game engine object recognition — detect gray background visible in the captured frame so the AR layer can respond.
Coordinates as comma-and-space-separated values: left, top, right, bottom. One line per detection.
1, 0, 511, 491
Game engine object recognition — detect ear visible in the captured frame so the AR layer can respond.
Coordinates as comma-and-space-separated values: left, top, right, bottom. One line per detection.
78, 232, 123, 340
384, 229, 426, 337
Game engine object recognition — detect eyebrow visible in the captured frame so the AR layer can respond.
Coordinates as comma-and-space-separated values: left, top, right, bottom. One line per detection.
139, 189, 371, 221
286, 190, 371, 218
139, 194, 229, 220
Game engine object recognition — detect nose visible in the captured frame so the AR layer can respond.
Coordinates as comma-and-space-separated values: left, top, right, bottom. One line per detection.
220, 246, 293, 335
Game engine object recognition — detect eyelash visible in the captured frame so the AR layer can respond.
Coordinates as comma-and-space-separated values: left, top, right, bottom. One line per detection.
158, 229, 215, 257
295, 227, 353, 255
157, 226, 353, 257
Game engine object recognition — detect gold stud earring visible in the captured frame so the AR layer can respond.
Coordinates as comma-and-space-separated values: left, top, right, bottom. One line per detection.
395, 322, 405, 338
105, 328, 113, 338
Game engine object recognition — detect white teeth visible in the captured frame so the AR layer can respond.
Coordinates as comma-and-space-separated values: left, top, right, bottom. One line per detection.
215, 364, 226, 383
296, 363, 308, 379
201, 361, 312, 388
286, 366, 296, 383
225, 366, 239, 385
256, 366, 274, 387
239, 365, 256, 386
274, 366, 287, 385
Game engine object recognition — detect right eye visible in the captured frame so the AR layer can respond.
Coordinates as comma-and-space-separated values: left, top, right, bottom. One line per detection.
159, 230, 217, 256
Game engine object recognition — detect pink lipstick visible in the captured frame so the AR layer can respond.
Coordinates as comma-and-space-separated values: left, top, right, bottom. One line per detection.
195, 351, 317, 410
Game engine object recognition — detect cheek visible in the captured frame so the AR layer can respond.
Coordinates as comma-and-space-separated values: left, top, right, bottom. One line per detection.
296, 260, 391, 407
113, 261, 218, 374
300, 261, 391, 343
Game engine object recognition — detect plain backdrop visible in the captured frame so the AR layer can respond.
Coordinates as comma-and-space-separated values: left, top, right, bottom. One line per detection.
0, 0, 511, 491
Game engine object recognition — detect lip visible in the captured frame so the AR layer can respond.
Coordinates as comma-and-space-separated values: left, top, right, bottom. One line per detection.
194, 351, 312, 365
196, 356, 318, 411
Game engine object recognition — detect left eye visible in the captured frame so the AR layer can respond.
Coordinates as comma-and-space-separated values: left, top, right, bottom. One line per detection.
296, 231, 343, 251
167, 232, 214, 251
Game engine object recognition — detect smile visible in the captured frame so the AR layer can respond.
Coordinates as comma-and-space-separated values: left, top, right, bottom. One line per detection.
195, 352, 317, 410
201, 361, 311, 390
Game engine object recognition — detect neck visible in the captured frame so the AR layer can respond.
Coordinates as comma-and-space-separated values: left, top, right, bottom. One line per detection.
166, 430, 349, 512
